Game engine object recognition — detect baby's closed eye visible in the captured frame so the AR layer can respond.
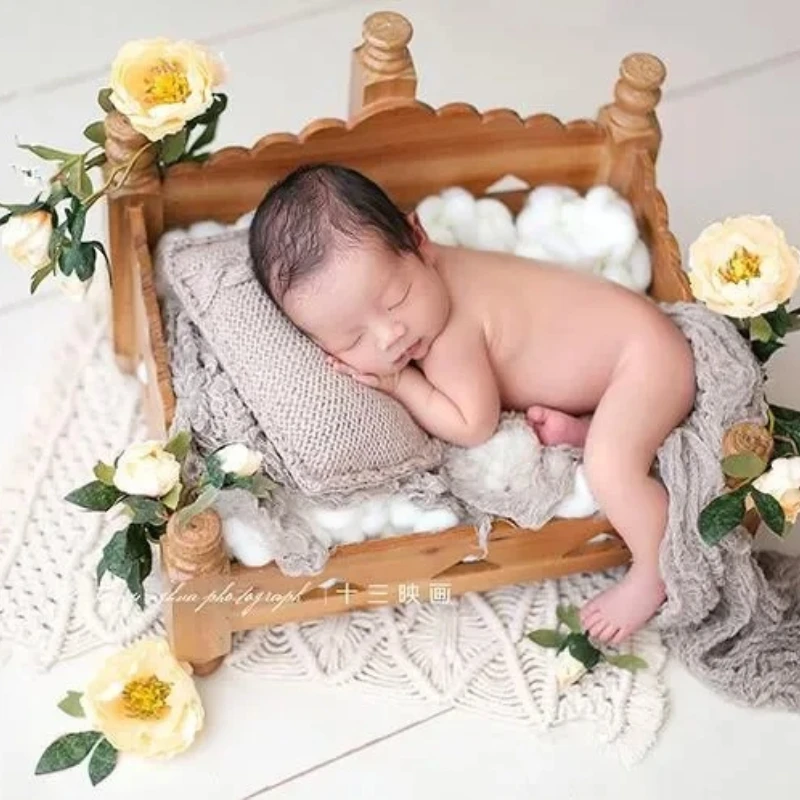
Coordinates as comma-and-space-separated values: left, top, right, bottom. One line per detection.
388, 284, 411, 310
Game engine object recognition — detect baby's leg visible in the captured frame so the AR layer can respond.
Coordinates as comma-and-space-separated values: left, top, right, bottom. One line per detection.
580, 328, 695, 644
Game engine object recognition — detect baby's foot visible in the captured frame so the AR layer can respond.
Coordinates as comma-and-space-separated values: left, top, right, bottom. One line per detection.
526, 405, 590, 447
580, 563, 666, 645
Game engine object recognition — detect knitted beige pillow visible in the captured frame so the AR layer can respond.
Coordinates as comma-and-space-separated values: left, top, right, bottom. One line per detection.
158, 227, 443, 495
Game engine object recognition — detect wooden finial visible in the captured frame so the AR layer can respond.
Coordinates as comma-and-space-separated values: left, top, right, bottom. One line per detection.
349, 11, 417, 118
162, 509, 230, 584
598, 53, 666, 159
103, 110, 160, 197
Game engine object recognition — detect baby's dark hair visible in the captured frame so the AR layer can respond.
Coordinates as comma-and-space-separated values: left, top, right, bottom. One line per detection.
249, 163, 420, 303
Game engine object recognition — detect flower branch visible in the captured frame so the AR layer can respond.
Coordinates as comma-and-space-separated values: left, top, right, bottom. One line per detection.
1, 37, 227, 299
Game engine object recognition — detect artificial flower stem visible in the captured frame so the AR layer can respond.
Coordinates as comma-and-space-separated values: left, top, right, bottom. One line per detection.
84, 141, 153, 208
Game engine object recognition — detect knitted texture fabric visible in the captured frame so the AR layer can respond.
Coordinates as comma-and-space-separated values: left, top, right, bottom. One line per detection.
657, 301, 800, 710
157, 230, 443, 496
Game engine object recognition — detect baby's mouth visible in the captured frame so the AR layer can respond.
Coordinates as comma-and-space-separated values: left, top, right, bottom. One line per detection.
393, 338, 422, 365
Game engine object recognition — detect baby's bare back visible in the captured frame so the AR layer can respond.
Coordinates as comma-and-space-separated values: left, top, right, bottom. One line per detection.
430, 247, 675, 416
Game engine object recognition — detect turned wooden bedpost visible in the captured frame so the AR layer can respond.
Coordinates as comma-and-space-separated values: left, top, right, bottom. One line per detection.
162, 509, 231, 676
349, 11, 417, 118
104, 111, 164, 373
598, 53, 666, 163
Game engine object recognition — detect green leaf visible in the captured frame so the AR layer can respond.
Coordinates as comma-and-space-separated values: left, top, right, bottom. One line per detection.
752, 339, 784, 364
159, 129, 188, 165
751, 487, 787, 536
97, 88, 115, 113
83, 121, 107, 146
764, 305, 794, 338
125, 566, 146, 610
93, 461, 116, 486
774, 437, 800, 459
230, 473, 276, 498
68, 203, 87, 242
19, 143, 76, 162
90, 240, 110, 269
87, 737, 117, 786
192, 93, 228, 126
59, 243, 96, 281
46, 182, 69, 207
565, 633, 602, 670
527, 629, 567, 649
698, 490, 747, 545
124, 497, 169, 526
721, 452, 767, 480
100, 525, 153, 607
605, 654, 649, 672
66, 157, 93, 201
30, 264, 54, 295
771, 404, 800, 452
57, 691, 85, 718
556, 605, 583, 633
65, 480, 123, 511
162, 482, 182, 511
175, 485, 220, 528
187, 118, 219, 157
749, 315, 774, 343
35, 731, 102, 775
205, 454, 226, 489
164, 430, 192, 461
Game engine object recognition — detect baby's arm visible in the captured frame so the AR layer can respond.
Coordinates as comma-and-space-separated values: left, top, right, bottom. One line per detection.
392, 326, 500, 448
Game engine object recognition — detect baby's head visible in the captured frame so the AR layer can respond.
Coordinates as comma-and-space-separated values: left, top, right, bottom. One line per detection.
249, 164, 450, 376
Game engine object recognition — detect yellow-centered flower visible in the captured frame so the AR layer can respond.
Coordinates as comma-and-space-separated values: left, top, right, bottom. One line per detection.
109, 38, 225, 142
81, 638, 204, 758
688, 215, 800, 318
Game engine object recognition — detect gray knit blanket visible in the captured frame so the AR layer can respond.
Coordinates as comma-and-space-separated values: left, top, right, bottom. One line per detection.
166, 295, 800, 711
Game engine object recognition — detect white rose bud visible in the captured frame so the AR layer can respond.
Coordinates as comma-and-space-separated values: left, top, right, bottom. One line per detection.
1, 210, 52, 270
555, 648, 588, 691
215, 443, 263, 477
113, 440, 181, 498
56, 269, 92, 301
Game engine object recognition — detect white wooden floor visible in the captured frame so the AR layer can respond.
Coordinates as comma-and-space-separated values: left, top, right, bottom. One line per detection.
2, 1, 800, 798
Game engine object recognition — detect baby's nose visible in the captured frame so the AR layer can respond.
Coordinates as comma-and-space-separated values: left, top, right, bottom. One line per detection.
377, 321, 406, 350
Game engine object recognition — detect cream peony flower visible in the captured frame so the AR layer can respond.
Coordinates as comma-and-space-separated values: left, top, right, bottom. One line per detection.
56, 269, 92, 301
688, 215, 800, 319
752, 456, 800, 524
215, 443, 263, 478
109, 38, 225, 142
113, 440, 181, 498
80, 638, 204, 758
1, 210, 52, 270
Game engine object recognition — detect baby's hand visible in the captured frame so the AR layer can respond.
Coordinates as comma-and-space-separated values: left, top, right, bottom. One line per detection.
327, 356, 401, 394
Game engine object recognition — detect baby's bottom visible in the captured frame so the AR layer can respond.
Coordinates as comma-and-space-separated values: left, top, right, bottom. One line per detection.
578, 326, 695, 644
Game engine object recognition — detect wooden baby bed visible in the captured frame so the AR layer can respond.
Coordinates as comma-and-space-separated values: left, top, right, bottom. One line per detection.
104, 11, 691, 674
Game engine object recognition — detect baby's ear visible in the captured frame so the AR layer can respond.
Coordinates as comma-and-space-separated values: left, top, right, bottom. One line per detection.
406, 211, 429, 249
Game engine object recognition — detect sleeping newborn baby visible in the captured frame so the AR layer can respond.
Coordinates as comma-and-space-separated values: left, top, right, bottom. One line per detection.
248, 164, 696, 644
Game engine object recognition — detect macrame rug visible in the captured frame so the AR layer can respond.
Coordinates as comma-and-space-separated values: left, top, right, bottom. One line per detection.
0, 307, 667, 765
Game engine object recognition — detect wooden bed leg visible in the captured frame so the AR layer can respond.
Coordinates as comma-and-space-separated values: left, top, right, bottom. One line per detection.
105, 111, 163, 374
161, 510, 232, 677
349, 11, 417, 118
597, 53, 667, 162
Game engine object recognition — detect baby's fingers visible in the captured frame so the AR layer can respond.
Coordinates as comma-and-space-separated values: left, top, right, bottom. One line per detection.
326, 356, 377, 386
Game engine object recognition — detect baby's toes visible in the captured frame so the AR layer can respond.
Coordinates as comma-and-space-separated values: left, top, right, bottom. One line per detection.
526, 405, 548, 425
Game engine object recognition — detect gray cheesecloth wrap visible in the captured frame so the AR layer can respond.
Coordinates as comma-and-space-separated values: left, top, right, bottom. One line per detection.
166, 294, 800, 712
